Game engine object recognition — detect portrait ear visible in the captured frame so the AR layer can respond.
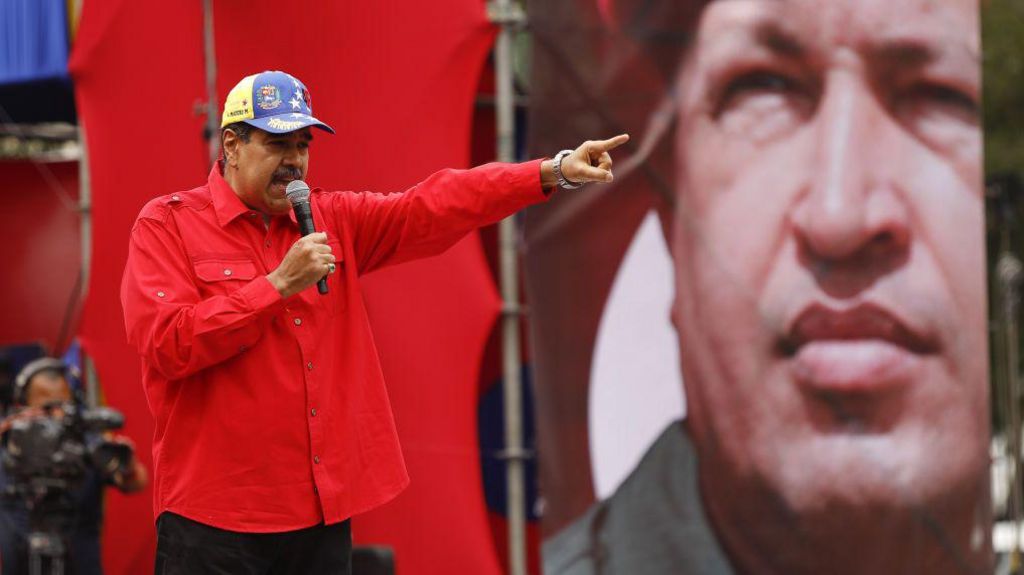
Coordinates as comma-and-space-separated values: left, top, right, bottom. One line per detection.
221, 129, 241, 167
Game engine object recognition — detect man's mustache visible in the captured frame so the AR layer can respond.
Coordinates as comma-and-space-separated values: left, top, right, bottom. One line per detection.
272, 168, 302, 181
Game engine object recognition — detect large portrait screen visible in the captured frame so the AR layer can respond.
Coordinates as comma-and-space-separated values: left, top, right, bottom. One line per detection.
525, 1, 992, 573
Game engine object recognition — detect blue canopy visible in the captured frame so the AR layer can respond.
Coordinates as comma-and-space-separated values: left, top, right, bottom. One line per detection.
0, 0, 70, 85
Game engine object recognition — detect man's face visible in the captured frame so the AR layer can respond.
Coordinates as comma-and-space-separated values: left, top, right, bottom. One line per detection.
225, 127, 312, 216
25, 372, 72, 412
673, 0, 985, 519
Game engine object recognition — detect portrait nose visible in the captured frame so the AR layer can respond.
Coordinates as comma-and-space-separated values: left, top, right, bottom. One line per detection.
790, 73, 910, 263
282, 144, 302, 167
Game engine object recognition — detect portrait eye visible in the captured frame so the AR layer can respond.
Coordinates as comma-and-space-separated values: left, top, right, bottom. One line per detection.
717, 70, 800, 115
711, 67, 812, 142
904, 83, 978, 120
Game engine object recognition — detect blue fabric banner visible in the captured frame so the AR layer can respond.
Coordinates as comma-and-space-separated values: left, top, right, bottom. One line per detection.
0, 0, 69, 85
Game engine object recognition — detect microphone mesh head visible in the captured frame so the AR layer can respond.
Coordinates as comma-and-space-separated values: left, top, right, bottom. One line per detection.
285, 180, 311, 205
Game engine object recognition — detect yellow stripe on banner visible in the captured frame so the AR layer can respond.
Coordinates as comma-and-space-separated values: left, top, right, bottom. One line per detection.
66, 0, 80, 42
221, 75, 257, 127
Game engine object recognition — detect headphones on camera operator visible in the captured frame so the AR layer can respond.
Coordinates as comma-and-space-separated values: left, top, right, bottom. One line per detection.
12, 357, 84, 410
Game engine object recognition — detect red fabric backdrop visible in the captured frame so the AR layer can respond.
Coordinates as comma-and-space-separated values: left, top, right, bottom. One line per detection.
0, 161, 80, 352
70, 2, 502, 573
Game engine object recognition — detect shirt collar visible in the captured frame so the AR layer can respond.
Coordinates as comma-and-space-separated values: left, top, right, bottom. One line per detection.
209, 164, 254, 228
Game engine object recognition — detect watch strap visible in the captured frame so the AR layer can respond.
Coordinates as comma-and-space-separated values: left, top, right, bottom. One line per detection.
553, 149, 583, 190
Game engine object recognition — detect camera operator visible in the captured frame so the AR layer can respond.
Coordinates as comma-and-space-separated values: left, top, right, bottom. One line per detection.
0, 358, 147, 575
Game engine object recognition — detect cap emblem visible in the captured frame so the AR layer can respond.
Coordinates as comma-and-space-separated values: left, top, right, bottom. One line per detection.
257, 84, 282, 110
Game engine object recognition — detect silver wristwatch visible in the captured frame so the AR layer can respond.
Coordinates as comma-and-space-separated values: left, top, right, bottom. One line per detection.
553, 149, 583, 190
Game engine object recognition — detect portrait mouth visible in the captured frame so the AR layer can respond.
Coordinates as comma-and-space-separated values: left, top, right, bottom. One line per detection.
779, 303, 940, 431
270, 169, 303, 197
269, 177, 299, 198
783, 303, 937, 356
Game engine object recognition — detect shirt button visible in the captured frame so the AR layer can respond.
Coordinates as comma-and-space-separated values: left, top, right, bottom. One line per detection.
156, 291, 166, 298
294, 318, 302, 326
314, 455, 321, 464
307, 362, 313, 371
171, 195, 180, 201
223, 269, 232, 276
310, 408, 317, 417
313, 485, 319, 494
265, 241, 271, 248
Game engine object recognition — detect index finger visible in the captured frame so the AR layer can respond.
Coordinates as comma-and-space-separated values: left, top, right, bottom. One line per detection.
591, 133, 630, 154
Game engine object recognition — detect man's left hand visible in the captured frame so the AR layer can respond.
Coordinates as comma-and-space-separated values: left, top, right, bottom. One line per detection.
541, 134, 630, 189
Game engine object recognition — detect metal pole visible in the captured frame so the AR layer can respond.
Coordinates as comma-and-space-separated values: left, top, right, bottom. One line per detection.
202, 0, 220, 165
1000, 252, 1024, 569
78, 121, 90, 310
79, 121, 99, 408
489, 2, 527, 574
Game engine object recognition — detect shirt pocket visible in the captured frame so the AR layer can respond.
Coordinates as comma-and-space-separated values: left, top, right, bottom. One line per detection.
192, 256, 259, 298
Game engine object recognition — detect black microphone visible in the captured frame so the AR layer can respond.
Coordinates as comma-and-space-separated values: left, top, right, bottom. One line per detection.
285, 180, 328, 295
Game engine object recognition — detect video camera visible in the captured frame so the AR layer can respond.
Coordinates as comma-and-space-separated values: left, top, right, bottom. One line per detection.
3, 357, 134, 507
2, 403, 131, 502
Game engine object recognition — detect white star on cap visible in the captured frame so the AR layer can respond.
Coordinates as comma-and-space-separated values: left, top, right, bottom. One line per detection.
291, 113, 308, 118
289, 97, 301, 110
292, 78, 300, 88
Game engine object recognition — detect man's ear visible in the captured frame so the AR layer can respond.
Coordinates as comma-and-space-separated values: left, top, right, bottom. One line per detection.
222, 129, 241, 167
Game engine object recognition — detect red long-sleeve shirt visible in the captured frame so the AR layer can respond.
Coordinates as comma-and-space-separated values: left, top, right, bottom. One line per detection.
121, 160, 547, 532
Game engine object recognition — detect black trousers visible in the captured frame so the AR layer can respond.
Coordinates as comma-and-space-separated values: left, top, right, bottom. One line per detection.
154, 512, 351, 575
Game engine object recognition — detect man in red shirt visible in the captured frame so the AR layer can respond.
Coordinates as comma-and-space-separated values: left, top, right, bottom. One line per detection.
120, 69, 626, 574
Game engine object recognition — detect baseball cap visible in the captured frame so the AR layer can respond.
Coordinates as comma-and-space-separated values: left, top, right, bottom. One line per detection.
221, 70, 335, 134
